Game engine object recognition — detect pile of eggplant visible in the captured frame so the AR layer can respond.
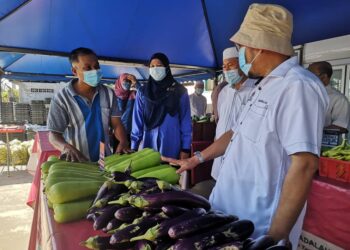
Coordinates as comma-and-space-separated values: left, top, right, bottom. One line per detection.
81, 172, 290, 250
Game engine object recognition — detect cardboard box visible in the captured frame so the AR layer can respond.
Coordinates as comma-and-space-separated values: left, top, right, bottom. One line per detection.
319, 157, 350, 183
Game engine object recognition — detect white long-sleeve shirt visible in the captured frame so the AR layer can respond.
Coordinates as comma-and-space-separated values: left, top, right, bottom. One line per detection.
189, 93, 207, 117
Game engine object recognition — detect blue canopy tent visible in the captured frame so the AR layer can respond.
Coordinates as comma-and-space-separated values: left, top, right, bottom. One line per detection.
0, 0, 349, 82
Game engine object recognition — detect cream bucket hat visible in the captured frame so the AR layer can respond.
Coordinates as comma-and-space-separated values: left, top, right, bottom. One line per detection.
231, 3, 294, 56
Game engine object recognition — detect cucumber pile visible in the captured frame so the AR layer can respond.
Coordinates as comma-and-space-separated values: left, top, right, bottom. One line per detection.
41, 158, 107, 223
104, 148, 180, 184
81, 174, 289, 250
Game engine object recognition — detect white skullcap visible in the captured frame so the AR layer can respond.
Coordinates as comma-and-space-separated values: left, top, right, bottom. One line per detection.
223, 47, 239, 60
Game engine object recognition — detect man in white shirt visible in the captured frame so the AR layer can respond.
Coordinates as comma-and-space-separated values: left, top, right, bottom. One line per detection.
163, 4, 328, 249
211, 47, 255, 180
189, 81, 207, 117
309, 61, 350, 133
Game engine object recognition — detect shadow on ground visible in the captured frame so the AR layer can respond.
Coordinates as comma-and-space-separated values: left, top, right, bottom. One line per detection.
0, 168, 33, 186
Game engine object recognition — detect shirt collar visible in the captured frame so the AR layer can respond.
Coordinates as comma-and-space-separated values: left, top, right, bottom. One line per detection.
268, 56, 298, 78
67, 78, 101, 97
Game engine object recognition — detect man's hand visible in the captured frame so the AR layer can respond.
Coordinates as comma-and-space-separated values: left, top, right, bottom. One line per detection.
60, 144, 88, 162
161, 156, 200, 174
116, 141, 132, 154
180, 151, 190, 160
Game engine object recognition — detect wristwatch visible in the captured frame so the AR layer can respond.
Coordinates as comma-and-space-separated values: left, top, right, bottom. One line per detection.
194, 151, 205, 163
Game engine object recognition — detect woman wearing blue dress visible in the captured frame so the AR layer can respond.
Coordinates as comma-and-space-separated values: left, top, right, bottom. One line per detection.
131, 53, 192, 159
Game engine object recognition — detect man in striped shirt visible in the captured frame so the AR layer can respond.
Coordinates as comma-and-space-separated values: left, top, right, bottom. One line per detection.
47, 47, 129, 162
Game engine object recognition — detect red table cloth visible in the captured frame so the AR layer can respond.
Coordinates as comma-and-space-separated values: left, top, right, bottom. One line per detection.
302, 176, 350, 249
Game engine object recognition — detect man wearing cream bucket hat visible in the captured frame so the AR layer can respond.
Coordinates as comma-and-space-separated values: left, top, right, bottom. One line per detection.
163, 3, 329, 249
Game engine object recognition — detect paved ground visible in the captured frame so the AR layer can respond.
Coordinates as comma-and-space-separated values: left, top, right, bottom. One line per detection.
0, 167, 34, 250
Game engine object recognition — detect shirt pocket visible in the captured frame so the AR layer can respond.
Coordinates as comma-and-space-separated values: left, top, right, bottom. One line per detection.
239, 102, 268, 143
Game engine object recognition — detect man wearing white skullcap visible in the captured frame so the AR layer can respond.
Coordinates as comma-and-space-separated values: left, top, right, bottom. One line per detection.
211, 47, 255, 181
189, 81, 207, 117
163, 4, 329, 249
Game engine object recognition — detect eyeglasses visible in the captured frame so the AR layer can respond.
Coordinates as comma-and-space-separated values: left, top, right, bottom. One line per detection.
235, 44, 241, 51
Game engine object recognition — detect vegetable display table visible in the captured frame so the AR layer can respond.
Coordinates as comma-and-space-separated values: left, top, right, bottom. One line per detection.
26, 131, 60, 208
26, 131, 60, 250
28, 182, 105, 250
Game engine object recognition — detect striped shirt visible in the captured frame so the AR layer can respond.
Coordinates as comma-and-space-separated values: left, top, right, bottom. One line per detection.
47, 80, 121, 160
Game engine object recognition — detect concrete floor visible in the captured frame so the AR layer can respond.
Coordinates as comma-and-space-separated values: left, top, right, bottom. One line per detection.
0, 168, 34, 250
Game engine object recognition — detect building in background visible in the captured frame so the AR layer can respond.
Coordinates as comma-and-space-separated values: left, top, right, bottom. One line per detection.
18, 82, 67, 104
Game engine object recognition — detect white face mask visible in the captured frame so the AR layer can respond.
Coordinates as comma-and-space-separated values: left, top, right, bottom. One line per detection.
150, 67, 166, 81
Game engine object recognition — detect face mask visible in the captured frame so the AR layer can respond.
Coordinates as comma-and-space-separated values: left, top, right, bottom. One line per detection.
150, 67, 166, 81
83, 69, 102, 87
238, 47, 261, 76
121, 81, 131, 91
195, 88, 204, 95
224, 69, 243, 86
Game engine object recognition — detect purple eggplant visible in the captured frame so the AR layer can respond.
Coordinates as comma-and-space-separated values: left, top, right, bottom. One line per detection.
247, 235, 275, 250
266, 239, 292, 250
90, 191, 122, 211
207, 241, 243, 250
134, 240, 154, 250
128, 190, 211, 211
131, 208, 206, 242
156, 180, 181, 191
102, 218, 124, 233
110, 214, 166, 244
108, 193, 131, 206
138, 185, 162, 195
266, 246, 290, 250
243, 238, 254, 249
154, 239, 176, 250
170, 220, 254, 250
112, 171, 136, 182
86, 212, 97, 221
92, 180, 126, 205
93, 205, 123, 230
80, 235, 135, 250
114, 206, 143, 222
161, 205, 190, 217
168, 212, 238, 239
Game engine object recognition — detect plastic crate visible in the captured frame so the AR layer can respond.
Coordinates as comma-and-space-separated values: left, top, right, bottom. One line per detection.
319, 157, 350, 183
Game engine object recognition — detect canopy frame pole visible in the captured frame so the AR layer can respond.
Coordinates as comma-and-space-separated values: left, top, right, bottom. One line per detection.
0, 46, 215, 72
0, 0, 33, 22
135, 68, 147, 81
1, 54, 26, 71
3, 72, 116, 81
201, 0, 219, 69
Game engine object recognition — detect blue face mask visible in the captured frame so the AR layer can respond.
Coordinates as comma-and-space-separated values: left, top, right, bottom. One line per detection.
83, 69, 102, 87
195, 88, 204, 95
238, 47, 261, 76
224, 69, 243, 86
150, 67, 166, 81
121, 81, 131, 91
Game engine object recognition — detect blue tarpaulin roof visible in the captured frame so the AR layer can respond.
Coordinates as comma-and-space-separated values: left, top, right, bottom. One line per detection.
0, 0, 349, 82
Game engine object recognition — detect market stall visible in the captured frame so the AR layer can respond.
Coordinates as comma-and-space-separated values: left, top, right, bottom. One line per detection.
28, 147, 295, 250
